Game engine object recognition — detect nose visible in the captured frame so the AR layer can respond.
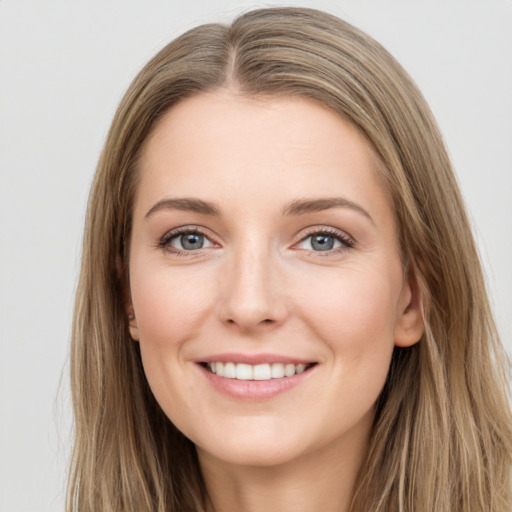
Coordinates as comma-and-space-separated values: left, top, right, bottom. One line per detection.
218, 242, 288, 334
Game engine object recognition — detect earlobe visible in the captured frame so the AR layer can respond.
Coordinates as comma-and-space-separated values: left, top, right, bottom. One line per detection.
394, 270, 425, 348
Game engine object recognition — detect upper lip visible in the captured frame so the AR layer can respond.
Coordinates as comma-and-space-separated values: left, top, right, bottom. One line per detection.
194, 353, 316, 365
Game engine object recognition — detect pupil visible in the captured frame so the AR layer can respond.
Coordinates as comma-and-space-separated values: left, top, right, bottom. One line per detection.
312, 234, 334, 251
182, 233, 203, 250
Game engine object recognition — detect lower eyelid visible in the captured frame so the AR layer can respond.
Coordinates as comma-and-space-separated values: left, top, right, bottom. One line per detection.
298, 239, 347, 253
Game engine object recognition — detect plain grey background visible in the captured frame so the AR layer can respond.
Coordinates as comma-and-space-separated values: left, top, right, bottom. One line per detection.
1, 1, 511, 510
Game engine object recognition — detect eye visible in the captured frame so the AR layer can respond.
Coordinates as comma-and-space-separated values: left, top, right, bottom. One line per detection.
173, 232, 213, 250
159, 228, 215, 253
296, 229, 354, 253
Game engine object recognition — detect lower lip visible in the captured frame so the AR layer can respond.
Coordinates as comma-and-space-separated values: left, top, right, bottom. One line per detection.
197, 364, 316, 401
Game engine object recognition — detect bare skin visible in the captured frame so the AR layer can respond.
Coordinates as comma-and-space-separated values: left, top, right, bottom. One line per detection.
199, 409, 372, 512
127, 90, 423, 512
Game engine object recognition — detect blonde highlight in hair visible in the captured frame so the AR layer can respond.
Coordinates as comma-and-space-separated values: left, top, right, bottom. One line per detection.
68, 7, 512, 511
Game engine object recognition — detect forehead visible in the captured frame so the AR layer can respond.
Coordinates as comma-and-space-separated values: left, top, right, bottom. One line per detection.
136, 90, 392, 222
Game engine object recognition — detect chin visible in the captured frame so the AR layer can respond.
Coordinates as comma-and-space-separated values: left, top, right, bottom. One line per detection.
187, 416, 306, 467
198, 438, 304, 468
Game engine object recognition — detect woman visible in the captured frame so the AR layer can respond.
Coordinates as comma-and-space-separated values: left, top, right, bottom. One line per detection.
67, 7, 512, 511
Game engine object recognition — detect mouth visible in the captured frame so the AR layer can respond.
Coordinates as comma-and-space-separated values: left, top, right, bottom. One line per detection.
200, 361, 317, 381
196, 354, 318, 400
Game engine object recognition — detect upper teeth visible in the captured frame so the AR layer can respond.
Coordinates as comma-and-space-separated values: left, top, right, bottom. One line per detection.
208, 362, 308, 380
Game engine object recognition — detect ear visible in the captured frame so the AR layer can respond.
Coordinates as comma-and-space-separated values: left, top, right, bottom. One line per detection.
117, 255, 140, 342
394, 269, 424, 347
125, 303, 140, 342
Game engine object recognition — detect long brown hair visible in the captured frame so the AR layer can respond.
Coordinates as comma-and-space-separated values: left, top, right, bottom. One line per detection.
68, 7, 512, 511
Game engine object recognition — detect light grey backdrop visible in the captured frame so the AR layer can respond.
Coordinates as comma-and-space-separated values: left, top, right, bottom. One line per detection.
1, 1, 511, 510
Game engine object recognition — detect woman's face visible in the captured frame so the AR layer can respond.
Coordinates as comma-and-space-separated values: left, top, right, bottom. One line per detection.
127, 91, 423, 468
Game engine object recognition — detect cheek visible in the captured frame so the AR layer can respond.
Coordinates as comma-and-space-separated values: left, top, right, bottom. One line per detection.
297, 268, 400, 417
130, 265, 216, 348
295, 266, 401, 356
129, 266, 217, 425
306, 273, 397, 438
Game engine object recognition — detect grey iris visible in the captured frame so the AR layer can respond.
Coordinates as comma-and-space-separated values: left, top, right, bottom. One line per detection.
311, 234, 334, 251
181, 233, 204, 250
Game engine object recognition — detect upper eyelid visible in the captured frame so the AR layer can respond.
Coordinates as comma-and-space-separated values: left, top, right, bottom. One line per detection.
295, 225, 355, 243
158, 225, 218, 248
162, 225, 212, 239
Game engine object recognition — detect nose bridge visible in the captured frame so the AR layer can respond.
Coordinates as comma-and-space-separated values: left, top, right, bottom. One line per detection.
219, 233, 285, 331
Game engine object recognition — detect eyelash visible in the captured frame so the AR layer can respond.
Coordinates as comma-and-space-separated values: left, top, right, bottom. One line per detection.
157, 226, 213, 257
157, 226, 355, 257
297, 227, 355, 256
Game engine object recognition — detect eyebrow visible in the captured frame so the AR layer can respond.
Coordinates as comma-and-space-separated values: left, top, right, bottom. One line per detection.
145, 198, 221, 218
282, 197, 375, 224
145, 196, 374, 224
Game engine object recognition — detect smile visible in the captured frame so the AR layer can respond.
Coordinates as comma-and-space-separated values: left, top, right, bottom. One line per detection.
197, 355, 318, 400
206, 362, 315, 380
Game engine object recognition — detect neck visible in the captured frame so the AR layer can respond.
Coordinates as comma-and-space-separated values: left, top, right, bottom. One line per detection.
198, 416, 372, 512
